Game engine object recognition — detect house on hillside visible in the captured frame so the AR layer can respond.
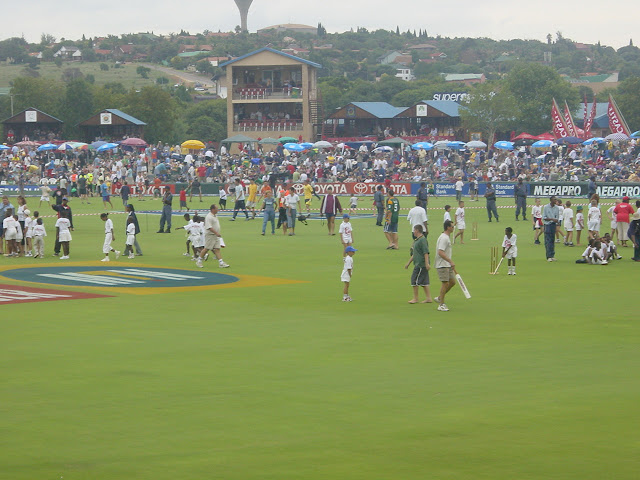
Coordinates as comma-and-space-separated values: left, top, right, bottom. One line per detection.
54, 46, 82, 60
409, 43, 437, 51
395, 68, 416, 81
443, 73, 486, 86
378, 51, 403, 65
568, 73, 619, 94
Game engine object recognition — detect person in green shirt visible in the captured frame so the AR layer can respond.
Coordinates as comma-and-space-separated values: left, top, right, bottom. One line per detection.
384, 189, 400, 250
404, 224, 432, 304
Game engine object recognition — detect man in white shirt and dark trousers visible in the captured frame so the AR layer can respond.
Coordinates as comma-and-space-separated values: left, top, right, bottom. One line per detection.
230, 178, 249, 221
407, 200, 428, 240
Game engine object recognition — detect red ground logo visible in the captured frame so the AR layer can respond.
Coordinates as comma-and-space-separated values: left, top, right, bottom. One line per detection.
0, 284, 111, 305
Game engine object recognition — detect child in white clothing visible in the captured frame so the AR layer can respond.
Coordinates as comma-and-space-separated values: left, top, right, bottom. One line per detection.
125, 218, 136, 259
349, 196, 358, 215
32, 218, 46, 258
502, 227, 518, 275
339, 213, 354, 255
341, 246, 357, 301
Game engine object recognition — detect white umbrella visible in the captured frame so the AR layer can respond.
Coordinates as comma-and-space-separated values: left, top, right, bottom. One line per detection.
466, 140, 487, 148
604, 132, 629, 141
313, 140, 333, 149
373, 146, 393, 153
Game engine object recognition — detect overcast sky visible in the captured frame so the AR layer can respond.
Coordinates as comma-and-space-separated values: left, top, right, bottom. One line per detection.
4, 0, 635, 49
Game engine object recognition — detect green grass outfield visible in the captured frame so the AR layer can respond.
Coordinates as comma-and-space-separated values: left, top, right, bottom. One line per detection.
1, 195, 638, 480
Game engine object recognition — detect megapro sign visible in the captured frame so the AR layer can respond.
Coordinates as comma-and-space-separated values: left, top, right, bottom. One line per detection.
531, 183, 585, 197
531, 183, 640, 198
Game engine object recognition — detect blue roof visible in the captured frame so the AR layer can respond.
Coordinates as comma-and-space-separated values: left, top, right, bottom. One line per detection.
105, 109, 146, 126
352, 102, 406, 119
220, 47, 321, 69
421, 100, 460, 117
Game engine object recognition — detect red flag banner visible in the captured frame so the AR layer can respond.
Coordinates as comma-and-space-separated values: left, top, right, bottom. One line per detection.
608, 95, 631, 136
584, 98, 597, 138
563, 101, 577, 137
551, 98, 570, 139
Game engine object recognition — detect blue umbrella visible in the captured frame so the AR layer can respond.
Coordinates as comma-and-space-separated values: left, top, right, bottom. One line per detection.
531, 140, 553, 148
411, 142, 434, 150
251, 158, 261, 165
37, 143, 58, 151
91, 141, 107, 149
631, 131, 640, 139
557, 136, 583, 145
494, 141, 515, 151
447, 141, 467, 150
299, 142, 314, 149
97, 142, 119, 152
0, 145, 9, 151
582, 137, 605, 146
283, 143, 304, 152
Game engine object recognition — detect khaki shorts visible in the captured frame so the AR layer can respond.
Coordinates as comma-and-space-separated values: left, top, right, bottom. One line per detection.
437, 267, 455, 282
204, 234, 221, 250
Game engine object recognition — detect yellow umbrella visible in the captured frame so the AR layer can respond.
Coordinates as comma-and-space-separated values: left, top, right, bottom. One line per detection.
181, 140, 205, 150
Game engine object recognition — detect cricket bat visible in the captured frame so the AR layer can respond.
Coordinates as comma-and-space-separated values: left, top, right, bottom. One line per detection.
491, 245, 511, 275
454, 269, 471, 299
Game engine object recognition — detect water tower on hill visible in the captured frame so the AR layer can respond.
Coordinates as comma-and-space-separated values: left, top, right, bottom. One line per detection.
234, 0, 253, 32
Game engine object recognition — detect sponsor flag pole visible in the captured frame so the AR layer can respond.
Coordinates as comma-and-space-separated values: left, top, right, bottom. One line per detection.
563, 100, 577, 137
584, 96, 597, 139
608, 94, 631, 136
551, 98, 570, 139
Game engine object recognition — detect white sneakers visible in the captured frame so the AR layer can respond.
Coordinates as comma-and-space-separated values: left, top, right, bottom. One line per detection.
547, 257, 557, 262
128, 254, 135, 259
437, 303, 449, 311
196, 260, 204, 268
101, 257, 110, 262
60, 255, 69, 260
342, 296, 353, 302
219, 262, 230, 268
115, 250, 121, 259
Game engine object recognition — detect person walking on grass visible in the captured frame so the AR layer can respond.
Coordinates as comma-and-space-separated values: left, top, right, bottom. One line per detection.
485, 182, 499, 222
405, 224, 432, 304
341, 246, 357, 302
197, 204, 229, 269
100, 213, 120, 262
230, 178, 249, 221
374, 185, 385, 226
320, 186, 342, 236
157, 187, 173, 233
434, 220, 456, 311
55, 210, 72, 260
543, 195, 559, 262
261, 189, 276, 235
384, 189, 400, 249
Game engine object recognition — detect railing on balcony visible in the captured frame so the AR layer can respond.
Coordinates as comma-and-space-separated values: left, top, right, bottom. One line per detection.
234, 120, 303, 132
233, 87, 303, 100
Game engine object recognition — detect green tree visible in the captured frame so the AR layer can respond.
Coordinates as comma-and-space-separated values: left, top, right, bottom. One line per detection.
10, 76, 64, 117
460, 81, 518, 144
124, 86, 181, 143
100, 63, 109, 71
614, 76, 640, 132
504, 62, 579, 133
60, 79, 94, 137
136, 65, 151, 79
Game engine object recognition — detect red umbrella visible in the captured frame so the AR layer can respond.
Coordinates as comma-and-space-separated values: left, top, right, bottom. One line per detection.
120, 137, 147, 147
535, 133, 555, 141
512, 132, 536, 140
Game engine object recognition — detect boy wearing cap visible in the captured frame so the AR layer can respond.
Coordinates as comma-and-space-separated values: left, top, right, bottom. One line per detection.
339, 213, 354, 255
341, 246, 357, 302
